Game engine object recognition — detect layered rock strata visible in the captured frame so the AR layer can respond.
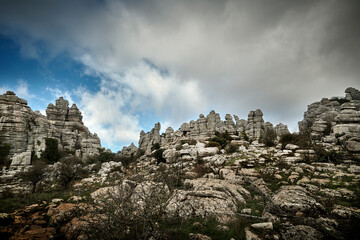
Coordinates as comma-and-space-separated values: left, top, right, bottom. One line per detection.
298, 87, 360, 152
137, 109, 289, 152
0, 91, 101, 165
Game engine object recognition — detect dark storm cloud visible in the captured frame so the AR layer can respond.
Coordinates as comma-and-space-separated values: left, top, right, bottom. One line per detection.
0, 0, 359, 133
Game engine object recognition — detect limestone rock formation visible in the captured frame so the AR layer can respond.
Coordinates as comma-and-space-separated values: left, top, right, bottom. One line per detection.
138, 122, 161, 153
0, 91, 101, 165
166, 178, 249, 223
137, 109, 289, 152
298, 87, 360, 152
246, 109, 265, 140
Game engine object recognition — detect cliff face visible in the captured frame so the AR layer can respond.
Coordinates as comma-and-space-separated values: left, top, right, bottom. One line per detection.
298, 87, 360, 153
0, 91, 101, 165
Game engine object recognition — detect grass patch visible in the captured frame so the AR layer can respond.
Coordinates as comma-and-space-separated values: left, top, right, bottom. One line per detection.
238, 199, 264, 217
159, 216, 255, 240
224, 157, 239, 166
0, 190, 76, 213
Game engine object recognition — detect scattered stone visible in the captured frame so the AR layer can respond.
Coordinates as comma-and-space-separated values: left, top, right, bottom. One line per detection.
251, 222, 273, 230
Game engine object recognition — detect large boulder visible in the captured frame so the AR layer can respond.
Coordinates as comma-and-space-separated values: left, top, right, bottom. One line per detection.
166, 178, 249, 223
270, 185, 324, 216
10, 151, 32, 166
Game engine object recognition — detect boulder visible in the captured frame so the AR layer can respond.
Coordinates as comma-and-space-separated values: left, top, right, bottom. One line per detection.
270, 185, 324, 215
197, 147, 219, 157
281, 225, 323, 240
166, 178, 249, 223
10, 151, 31, 165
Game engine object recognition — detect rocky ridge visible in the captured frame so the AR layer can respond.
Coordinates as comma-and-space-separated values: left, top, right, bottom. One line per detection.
0, 91, 101, 166
0, 88, 359, 240
298, 87, 360, 154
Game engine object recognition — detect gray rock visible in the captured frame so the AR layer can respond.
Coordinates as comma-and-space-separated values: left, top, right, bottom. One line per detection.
270, 185, 324, 215
10, 151, 31, 165
281, 225, 323, 240
0, 92, 101, 164
251, 222, 273, 230
166, 178, 249, 223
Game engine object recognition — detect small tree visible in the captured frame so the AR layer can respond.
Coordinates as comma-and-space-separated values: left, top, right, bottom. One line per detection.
57, 156, 87, 189
19, 160, 47, 193
0, 140, 11, 166
42, 138, 60, 163
264, 128, 277, 147
152, 149, 166, 164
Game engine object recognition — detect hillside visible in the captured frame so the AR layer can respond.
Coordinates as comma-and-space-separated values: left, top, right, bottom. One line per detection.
0, 87, 359, 240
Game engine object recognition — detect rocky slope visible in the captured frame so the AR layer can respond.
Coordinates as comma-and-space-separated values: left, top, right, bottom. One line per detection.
0, 88, 359, 240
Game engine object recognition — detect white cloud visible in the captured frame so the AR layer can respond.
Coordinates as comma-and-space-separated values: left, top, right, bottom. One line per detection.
0, 79, 35, 100
44, 61, 206, 151
46, 87, 75, 106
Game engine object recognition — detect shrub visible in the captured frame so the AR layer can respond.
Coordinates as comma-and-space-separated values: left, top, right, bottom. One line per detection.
323, 122, 332, 135
152, 149, 166, 164
226, 143, 239, 153
314, 145, 344, 164
0, 140, 11, 167
241, 132, 250, 142
279, 132, 312, 149
56, 156, 87, 189
264, 128, 276, 147
42, 138, 60, 163
98, 151, 116, 163
151, 142, 161, 151
215, 131, 233, 141
205, 141, 222, 149
209, 136, 227, 148
85, 181, 170, 239
19, 160, 47, 193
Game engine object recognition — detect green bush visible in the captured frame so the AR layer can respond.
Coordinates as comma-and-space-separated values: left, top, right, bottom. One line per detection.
151, 142, 161, 151
279, 132, 312, 149
57, 156, 87, 189
209, 136, 227, 148
241, 132, 250, 142
323, 122, 332, 135
264, 128, 276, 147
19, 160, 47, 193
152, 149, 166, 164
0, 140, 11, 166
98, 151, 116, 163
314, 145, 344, 164
180, 139, 197, 145
205, 141, 222, 149
226, 143, 239, 153
215, 131, 233, 141
41, 138, 60, 163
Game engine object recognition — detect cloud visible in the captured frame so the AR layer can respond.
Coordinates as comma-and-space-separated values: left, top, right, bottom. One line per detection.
46, 87, 75, 106
0, 79, 35, 100
46, 61, 206, 150
0, 0, 360, 138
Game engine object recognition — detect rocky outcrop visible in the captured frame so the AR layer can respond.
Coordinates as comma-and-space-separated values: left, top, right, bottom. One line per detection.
269, 185, 324, 216
0, 91, 101, 165
274, 123, 290, 137
246, 109, 265, 140
138, 109, 289, 152
166, 178, 249, 223
138, 122, 161, 153
298, 87, 360, 152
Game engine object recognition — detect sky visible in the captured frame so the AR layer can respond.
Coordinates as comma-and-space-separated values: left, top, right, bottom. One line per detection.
0, 0, 359, 152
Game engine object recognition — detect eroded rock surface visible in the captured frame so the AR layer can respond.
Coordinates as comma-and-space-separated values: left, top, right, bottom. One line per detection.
0, 91, 101, 165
